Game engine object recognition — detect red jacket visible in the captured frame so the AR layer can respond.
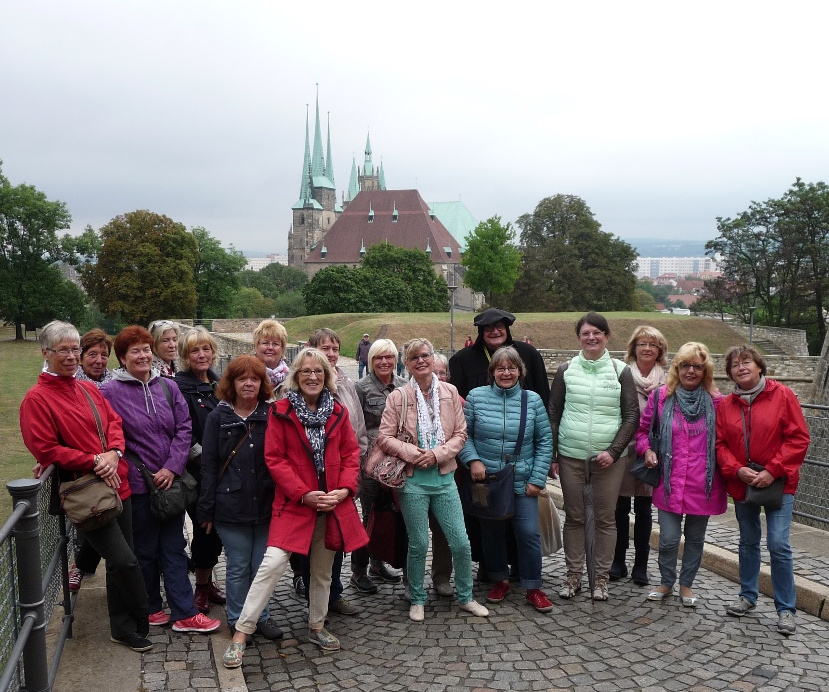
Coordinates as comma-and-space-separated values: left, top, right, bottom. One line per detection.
265, 397, 367, 554
715, 379, 809, 500
19, 373, 130, 500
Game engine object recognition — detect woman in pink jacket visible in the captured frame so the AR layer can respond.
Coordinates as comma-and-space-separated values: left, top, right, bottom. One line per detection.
636, 342, 727, 607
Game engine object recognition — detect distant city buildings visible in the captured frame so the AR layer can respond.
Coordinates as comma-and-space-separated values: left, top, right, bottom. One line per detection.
245, 254, 287, 271
634, 256, 721, 279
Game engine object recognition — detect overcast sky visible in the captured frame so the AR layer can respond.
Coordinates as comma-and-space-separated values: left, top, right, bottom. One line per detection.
2, 1, 827, 255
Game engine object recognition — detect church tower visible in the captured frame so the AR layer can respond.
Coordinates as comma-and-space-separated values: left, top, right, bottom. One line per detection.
343, 132, 387, 209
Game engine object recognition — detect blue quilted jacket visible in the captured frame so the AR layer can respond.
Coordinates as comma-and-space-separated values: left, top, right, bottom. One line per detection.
458, 383, 553, 495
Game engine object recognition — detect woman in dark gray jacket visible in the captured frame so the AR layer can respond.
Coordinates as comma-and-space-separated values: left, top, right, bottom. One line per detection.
198, 354, 281, 640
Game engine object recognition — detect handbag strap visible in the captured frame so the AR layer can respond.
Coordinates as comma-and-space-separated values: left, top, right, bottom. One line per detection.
219, 423, 256, 479
158, 378, 175, 409
397, 386, 408, 437
740, 406, 751, 463
506, 389, 529, 463
79, 386, 107, 452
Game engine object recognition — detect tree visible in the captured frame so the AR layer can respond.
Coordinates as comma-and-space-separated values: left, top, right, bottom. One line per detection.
0, 163, 73, 339
83, 210, 198, 325
360, 243, 449, 311
507, 194, 638, 312
191, 227, 247, 320
303, 265, 368, 315
230, 287, 276, 318
461, 216, 521, 305
239, 262, 308, 317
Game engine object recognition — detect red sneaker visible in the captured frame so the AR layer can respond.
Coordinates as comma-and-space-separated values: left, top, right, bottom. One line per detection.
172, 612, 221, 634
148, 610, 171, 626
486, 580, 511, 603
68, 564, 84, 592
526, 588, 554, 613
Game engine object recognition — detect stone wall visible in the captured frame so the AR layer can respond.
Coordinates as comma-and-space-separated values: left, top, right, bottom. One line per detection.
211, 319, 267, 334
728, 325, 809, 356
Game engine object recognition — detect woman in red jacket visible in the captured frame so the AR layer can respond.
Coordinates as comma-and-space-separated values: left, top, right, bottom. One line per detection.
716, 345, 809, 636
223, 348, 367, 668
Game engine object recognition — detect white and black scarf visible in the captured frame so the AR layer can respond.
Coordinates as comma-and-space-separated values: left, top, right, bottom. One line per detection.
286, 388, 334, 474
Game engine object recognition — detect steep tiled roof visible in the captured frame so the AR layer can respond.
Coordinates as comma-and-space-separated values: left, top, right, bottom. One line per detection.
305, 189, 462, 264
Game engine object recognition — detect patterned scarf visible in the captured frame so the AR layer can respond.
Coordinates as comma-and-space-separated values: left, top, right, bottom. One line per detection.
286, 388, 334, 474
733, 375, 767, 404
658, 386, 717, 502
410, 374, 445, 450
266, 359, 290, 388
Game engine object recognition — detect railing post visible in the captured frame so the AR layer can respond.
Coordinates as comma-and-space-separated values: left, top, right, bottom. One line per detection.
7, 478, 50, 692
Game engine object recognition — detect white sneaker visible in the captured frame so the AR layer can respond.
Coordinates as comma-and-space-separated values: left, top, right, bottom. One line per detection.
459, 600, 489, 617
409, 604, 424, 622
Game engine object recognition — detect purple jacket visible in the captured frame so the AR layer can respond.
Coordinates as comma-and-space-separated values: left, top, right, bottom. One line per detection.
101, 368, 192, 495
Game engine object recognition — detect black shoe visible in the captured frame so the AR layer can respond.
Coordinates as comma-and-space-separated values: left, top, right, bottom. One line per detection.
631, 564, 650, 586
293, 574, 306, 598
609, 561, 628, 582
369, 563, 402, 583
110, 633, 153, 652
350, 574, 379, 594
255, 619, 284, 640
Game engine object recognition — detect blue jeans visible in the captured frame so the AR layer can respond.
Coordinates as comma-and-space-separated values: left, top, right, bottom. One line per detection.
481, 494, 543, 589
734, 494, 796, 614
215, 522, 270, 627
358, 362, 367, 378
657, 510, 709, 588
131, 493, 197, 622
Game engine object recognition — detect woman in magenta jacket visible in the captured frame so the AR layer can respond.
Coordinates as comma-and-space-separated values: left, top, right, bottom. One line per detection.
636, 342, 727, 607
716, 344, 809, 636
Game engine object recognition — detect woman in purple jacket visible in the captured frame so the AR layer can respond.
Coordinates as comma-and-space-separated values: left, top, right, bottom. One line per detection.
102, 326, 221, 635
635, 342, 727, 607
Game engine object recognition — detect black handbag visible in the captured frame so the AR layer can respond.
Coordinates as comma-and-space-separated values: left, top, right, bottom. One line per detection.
458, 390, 527, 521
631, 386, 662, 487
126, 451, 199, 521
742, 403, 785, 510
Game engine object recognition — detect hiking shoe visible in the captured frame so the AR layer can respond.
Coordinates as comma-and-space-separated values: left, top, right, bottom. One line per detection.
172, 612, 221, 633
369, 562, 402, 583
68, 564, 84, 592
293, 574, 306, 598
486, 580, 511, 603
222, 641, 246, 668
255, 618, 284, 640
350, 574, 378, 594
110, 633, 153, 652
726, 596, 756, 617
434, 581, 454, 597
777, 610, 796, 636
593, 577, 609, 601
527, 589, 554, 613
148, 610, 171, 626
308, 627, 340, 651
559, 574, 582, 599
329, 597, 359, 616
208, 581, 226, 605
459, 600, 489, 617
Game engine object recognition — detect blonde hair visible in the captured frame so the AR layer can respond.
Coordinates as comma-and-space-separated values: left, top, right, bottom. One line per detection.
177, 326, 218, 372
367, 338, 398, 373
282, 348, 338, 395
666, 342, 716, 396
403, 338, 434, 362
625, 325, 668, 366
252, 319, 287, 351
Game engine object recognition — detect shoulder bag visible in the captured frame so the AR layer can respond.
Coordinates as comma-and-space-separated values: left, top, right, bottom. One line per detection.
458, 389, 528, 521
365, 386, 411, 489
59, 387, 123, 533
630, 386, 663, 487
741, 408, 785, 510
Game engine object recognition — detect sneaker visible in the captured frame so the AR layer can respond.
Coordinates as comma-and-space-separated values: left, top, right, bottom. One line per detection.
350, 574, 378, 594
459, 600, 489, 617
527, 589, 554, 613
559, 574, 582, 599
172, 612, 221, 633
726, 596, 756, 617
68, 564, 84, 592
255, 618, 284, 640
307, 627, 340, 651
329, 597, 359, 616
293, 574, 307, 598
408, 604, 425, 622
110, 633, 153, 652
222, 641, 246, 669
593, 577, 609, 601
486, 580, 511, 603
434, 581, 454, 597
777, 610, 796, 636
148, 610, 171, 626
369, 562, 402, 583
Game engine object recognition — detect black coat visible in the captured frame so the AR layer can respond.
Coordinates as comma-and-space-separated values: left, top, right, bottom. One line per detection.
197, 401, 273, 526
174, 369, 220, 447
449, 331, 550, 407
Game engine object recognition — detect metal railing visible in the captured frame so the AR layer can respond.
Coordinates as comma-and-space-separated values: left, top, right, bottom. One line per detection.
797, 404, 829, 529
1, 466, 74, 692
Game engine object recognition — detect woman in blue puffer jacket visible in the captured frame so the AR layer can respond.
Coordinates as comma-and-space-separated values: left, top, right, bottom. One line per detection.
458, 346, 555, 613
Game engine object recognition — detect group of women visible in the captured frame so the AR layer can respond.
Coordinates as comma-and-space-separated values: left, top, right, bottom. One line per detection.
20, 312, 810, 664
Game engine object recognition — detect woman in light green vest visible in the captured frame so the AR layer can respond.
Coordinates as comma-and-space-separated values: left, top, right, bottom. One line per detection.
549, 313, 639, 601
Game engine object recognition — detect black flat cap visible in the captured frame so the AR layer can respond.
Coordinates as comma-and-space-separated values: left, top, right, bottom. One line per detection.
473, 308, 516, 328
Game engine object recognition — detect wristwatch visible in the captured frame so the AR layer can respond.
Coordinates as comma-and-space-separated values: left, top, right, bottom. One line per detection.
112, 449, 124, 459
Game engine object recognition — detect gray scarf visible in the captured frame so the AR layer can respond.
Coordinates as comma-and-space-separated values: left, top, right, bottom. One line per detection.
733, 375, 767, 404
658, 386, 717, 502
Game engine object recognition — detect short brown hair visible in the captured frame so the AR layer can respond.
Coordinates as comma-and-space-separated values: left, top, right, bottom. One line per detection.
487, 346, 526, 386
114, 326, 153, 365
308, 328, 340, 348
215, 354, 272, 405
724, 344, 767, 379
80, 328, 112, 357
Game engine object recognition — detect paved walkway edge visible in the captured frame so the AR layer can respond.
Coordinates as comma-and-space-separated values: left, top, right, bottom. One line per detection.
211, 632, 246, 692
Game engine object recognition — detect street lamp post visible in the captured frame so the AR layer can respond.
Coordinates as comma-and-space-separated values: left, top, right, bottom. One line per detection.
449, 284, 458, 355
749, 305, 757, 344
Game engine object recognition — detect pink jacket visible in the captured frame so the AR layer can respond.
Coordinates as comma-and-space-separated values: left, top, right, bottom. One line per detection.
636, 387, 727, 516
376, 380, 466, 476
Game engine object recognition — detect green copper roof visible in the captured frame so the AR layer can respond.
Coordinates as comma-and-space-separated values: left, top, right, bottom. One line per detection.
325, 112, 335, 188
363, 132, 374, 176
310, 88, 334, 190
346, 157, 359, 202
378, 161, 386, 190
293, 106, 313, 208
427, 201, 478, 251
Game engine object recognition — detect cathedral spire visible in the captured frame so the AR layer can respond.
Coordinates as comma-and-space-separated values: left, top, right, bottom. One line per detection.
346, 156, 359, 202
311, 85, 327, 180
293, 104, 312, 207
326, 111, 335, 188
363, 131, 374, 176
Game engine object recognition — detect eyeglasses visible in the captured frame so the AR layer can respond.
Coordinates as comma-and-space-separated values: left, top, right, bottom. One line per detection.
258, 340, 281, 349
483, 323, 505, 333
149, 320, 175, 331
735, 359, 756, 369
298, 368, 325, 378
47, 347, 81, 357
494, 366, 518, 375
679, 363, 705, 372
374, 355, 396, 362
636, 342, 659, 349
409, 353, 433, 362
579, 330, 605, 339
